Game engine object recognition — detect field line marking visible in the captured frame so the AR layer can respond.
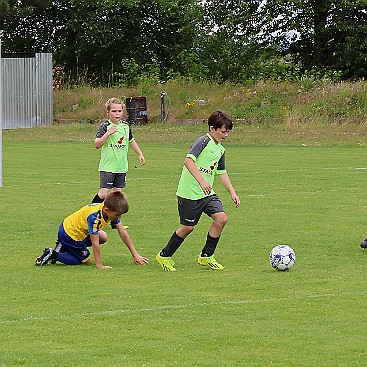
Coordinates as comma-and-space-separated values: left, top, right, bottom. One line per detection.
231, 167, 367, 175
0, 290, 363, 325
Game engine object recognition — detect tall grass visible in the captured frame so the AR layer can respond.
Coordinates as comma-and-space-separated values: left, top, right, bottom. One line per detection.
53, 80, 367, 125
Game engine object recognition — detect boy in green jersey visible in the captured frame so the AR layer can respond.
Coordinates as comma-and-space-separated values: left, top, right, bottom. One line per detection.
91, 97, 145, 204
156, 110, 241, 271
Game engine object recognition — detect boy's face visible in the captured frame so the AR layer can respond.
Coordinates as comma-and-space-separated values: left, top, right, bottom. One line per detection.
107, 103, 123, 124
105, 208, 123, 221
107, 211, 122, 220
209, 124, 230, 143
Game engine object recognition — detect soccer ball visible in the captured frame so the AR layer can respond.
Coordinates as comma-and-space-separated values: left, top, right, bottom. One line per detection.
269, 244, 296, 271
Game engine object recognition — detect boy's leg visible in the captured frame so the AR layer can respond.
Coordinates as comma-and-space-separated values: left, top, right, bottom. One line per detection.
98, 230, 108, 244
92, 193, 104, 203
160, 227, 191, 257
201, 233, 221, 257
56, 245, 91, 265
156, 197, 201, 271
109, 174, 126, 228
170, 196, 202, 252
198, 227, 225, 269
50, 240, 63, 264
56, 252, 83, 265
56, 225, 91, 265
93, 188, 109, 203
198, 200, 227, 270
92, 171, 117, 203
156, 226, 194, 271
201, 212, 228, 256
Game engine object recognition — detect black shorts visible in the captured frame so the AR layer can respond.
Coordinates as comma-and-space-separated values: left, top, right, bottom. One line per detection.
178, 195, 225, 226
99, 171, 126, 189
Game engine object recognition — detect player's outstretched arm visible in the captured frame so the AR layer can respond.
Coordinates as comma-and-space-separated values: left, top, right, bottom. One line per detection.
90, 233, 112, 269
115, 222, 149, 265
218, 173, 241, 208
129, 140, 146, 165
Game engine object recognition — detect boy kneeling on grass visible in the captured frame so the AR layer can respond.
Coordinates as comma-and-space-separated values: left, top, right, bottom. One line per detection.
35, 191, 148, 269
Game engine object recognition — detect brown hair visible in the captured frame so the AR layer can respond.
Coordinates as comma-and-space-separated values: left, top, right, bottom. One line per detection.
208, 110, 233, 130
103, 191, 129, 214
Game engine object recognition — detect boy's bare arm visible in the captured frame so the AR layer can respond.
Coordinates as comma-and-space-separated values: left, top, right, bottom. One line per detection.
129, 140, 145, 165
90, 233, 112, 269
95, 126, 117, 149
218, 173, 241, 208
184, 157, 212, 195
114, 222, 149, 265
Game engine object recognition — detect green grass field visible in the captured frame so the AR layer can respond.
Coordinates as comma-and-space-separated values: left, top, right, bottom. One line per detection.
1, 124, 367, 366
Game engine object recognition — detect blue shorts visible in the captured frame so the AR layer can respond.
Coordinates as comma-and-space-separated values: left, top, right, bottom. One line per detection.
57, 223, 91, 263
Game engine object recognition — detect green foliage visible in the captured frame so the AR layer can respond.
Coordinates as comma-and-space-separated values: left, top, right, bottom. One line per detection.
114, 58, 142, 88
113, 58, 162, 88
262, 0, 367, 79
1, 0, 366, 84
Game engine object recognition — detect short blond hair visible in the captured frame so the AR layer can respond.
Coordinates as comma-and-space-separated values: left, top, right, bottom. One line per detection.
105, 97, 125, 112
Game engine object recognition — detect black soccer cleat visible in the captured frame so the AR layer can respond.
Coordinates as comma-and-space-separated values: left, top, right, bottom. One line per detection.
360, 239, 367, 249
35, 248, 53, 266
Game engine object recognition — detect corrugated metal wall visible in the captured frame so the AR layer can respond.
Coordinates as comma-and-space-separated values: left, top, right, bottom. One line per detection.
1, 53, 53, 129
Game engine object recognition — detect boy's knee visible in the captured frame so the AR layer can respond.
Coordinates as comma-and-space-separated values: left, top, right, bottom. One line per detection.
215, 213, 228, 227
99, 230, 108, 244
186, 226, 195, 234
98, 188, 109, 198
178, 225, 195, 237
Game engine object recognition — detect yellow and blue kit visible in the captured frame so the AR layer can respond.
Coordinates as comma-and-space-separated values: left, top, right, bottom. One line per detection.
56, 203, 120, 265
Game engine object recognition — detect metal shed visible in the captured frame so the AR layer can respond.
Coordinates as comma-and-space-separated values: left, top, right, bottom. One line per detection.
1, 52, 53, 129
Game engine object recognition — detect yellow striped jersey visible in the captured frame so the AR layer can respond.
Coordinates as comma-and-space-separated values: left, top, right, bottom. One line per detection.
63, 203, 109, 241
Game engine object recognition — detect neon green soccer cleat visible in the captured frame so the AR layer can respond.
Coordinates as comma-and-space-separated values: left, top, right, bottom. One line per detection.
156, 253, 176, 271
197, 255, 224, 270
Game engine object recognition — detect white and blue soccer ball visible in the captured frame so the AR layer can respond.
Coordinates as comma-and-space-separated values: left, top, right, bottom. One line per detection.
269, 244, 296, 271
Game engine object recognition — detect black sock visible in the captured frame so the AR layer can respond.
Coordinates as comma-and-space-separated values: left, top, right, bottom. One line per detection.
50, 250, 58, 260
201, 233, 220, 257
161, 231, 185, 257
92, 194, 104, 203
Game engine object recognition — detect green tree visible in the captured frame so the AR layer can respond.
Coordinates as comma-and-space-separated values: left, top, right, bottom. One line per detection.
49, 0, 142, 84
179, 0, 285, 83
1, 0, 200, 85
0, 0, 52, 50
257, 0, 367, 79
